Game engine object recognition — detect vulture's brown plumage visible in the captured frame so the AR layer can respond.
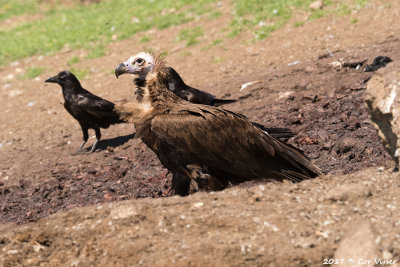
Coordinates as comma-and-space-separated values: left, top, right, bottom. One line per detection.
114, 53, 323, 195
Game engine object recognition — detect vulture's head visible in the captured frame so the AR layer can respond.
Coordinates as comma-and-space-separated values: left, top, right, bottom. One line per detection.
115, 52, 155, 78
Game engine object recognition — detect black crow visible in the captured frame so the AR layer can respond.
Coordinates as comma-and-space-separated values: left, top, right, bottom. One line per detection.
45, 71, 124, 153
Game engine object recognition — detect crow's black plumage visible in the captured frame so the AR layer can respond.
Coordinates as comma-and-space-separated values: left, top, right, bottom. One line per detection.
45, 71, 124, 152
162, 67, 236, 106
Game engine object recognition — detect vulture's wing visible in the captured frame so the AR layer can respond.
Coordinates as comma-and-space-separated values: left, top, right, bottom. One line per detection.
150, 105, 322, 182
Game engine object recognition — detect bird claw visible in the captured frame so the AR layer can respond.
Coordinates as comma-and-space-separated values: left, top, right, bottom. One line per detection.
89, 140, 99, 153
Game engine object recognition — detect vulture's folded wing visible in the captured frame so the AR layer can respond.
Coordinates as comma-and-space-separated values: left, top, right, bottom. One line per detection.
150, 105, 322, 181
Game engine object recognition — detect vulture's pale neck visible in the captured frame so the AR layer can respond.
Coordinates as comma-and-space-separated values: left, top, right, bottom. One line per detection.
117, 56, 183, 124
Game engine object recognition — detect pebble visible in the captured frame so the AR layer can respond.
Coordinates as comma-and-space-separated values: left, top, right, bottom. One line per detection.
309, 1, 324, 10
193, 202, 204, 208
4, 73, 15, 81
288, 60, 300, 66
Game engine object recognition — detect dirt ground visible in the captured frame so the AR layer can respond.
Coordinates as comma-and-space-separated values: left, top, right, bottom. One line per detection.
1, 0, 400, 266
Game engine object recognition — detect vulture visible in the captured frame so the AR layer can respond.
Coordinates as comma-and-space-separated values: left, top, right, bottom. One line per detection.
115, 52, 294, 140
45, 71, 124, 152
113, 53, 323, 195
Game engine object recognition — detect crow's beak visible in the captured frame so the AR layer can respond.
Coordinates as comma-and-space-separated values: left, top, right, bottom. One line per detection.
45, 75, 58, 83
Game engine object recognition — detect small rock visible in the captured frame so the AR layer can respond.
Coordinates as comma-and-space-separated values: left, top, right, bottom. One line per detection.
8, 89, 23, 97
7, 250, 19, 255
330, 61, 342, 70
288, 60, 300, 66
326, 183, 371, 202
32, 244, 45, 252
334, 219, 379, 267
305, 66, 314, 73
309, 1, 324, 10
4, 73, 15, 81
337, 137, 354, 153
103, 193, 112, 201
192, 202, 204, 208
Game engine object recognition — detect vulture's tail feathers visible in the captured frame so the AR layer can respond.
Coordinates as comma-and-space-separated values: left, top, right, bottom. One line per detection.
211, 98, 237, 106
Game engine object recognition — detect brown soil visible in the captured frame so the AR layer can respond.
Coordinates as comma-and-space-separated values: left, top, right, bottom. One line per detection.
1, 0, 400, 266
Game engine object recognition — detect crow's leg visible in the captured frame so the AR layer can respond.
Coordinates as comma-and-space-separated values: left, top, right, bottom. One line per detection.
77, 126, 89, 153
90, 128, 101, 153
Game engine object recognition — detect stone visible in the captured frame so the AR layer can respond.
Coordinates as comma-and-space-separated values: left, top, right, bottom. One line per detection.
365, 60, 399, 170
309, 1, 324, 10
325, 183, 371, 202
334, 219, 379, 267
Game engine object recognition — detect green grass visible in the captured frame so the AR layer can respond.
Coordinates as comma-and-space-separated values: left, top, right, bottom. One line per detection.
294, 21, 305, 28
0, 0, 372, 66
67, 56, 80, 66
177, 26, 204, 46
0, 0, 39, 21
202, 38, 223, 51
0, 0, 216, 66
229, 0, 369, 40
70, 67, 89, 80
209, 11, 222, 19
211, 56, 224, 63
179, 51, 192, 57
355, 0, 369, 8
22, 66, 45, 79
139, 35, 151, 43
86, 45, 106, 59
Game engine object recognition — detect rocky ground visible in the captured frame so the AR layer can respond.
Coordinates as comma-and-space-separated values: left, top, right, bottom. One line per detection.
1, 1, 400, 266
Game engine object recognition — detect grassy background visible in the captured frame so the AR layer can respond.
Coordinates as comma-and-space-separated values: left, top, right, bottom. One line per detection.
0, 0, 215, 65
0, 0, 39, 21
0, 0, 370, 66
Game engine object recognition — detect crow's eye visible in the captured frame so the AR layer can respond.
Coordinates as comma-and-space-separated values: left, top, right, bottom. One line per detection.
135, 58, 144, 65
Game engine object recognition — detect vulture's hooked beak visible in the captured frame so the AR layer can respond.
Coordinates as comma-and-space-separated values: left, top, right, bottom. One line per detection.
115, 62, 140, 78
45, 75, 58, 83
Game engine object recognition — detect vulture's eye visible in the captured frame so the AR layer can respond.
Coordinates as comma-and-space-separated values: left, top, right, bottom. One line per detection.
135, 58, 144, 65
